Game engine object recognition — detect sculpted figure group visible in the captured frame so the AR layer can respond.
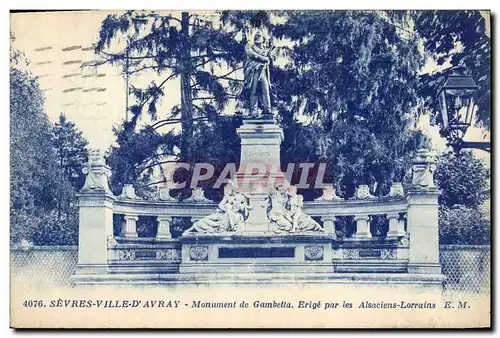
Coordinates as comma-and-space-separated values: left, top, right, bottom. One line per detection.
267, 186, 323, 234
184, 180, 251, 234
184, 181, 323, 235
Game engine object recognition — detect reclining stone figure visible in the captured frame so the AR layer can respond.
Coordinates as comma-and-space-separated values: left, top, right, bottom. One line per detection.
267, 185, 323, 234
183, 181, 251, 234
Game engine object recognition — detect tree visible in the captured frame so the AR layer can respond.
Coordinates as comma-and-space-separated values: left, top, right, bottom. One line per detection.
435, 150, 490, 245
435, 150, 489, 208
10, 67, 58, 214
10, 41, 81, 245
106, 115, 243, 200
94, 11, 250, 194
106, 125, 177, 195
267, 11, 426, 197
413, 11, 490, 129
10, 66, 77, 244
95, 11, 244, 154
52, 113, 89, 189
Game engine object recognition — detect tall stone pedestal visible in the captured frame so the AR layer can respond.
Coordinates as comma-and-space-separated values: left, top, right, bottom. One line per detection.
407, 188, 442, 274
73, 151, 115, 279
406, 148, 444, 276
235, 118, 286, 234
75, 191, 115, 276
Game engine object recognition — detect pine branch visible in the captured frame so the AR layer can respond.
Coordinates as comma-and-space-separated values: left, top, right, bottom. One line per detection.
128, 63, 176, 74
98, 49, 160, 61
136, 179, 168, 190
137, 159, 180, 176
207, 67, 243, 81
151, 116, 209, 130
134, 72, 178, 111
193, 59, 212, 69
158, 15, 183, 25
190, 53, 231, 60
192, 97, 216, 100
143, 116, 210, 132
148, 118, 182, 130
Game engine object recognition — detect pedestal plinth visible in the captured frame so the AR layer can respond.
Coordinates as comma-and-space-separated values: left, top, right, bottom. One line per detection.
236, 118, 283, 170
179, 234, 334, 275
235, 118, 286, 233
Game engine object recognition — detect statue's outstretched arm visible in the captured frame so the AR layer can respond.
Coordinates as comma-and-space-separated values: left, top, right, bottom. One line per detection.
245, 44, 269, 63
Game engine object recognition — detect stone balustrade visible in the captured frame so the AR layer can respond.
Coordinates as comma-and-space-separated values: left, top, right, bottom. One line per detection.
112, 190, 409, 240
74, 147, 443, 283
304, 196, 408, 239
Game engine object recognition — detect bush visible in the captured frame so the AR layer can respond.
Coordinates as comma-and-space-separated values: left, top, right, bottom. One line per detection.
439, 205, 490, 245
435, 151, 489, 209
11, 208, 79, 246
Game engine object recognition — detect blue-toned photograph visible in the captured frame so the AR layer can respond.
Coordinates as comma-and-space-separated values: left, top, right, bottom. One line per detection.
10, 10, 491, 328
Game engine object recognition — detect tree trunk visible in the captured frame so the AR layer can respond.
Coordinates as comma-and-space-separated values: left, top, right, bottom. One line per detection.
180, 11, 194, 161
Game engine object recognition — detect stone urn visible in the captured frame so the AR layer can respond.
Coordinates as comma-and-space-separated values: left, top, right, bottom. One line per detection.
121, 184, 137, 199
388, 182, 404, 198
354, 185, 376, 200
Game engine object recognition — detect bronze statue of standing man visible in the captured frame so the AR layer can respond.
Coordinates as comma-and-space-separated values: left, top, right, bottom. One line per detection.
243, 31, 274, 118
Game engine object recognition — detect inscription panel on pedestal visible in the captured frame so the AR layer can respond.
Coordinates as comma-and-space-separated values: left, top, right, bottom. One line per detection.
247, 150, 271, 157
218, 247, 295, 259
114, 248, 180, 261
342, 248, 397, 260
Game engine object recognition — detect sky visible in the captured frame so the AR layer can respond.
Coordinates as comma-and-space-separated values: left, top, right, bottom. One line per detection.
10, 10, 490, 165
10, 10, 184, 151
11, 11, 125, 150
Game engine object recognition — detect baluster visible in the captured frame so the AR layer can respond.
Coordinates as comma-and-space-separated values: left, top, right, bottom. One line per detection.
124, 214, 139, 238
157, 216, 173, 239
320, 216, 337, 239
119, 216, 126, 236
387, 213, 406, 237
353, 214, 371, 238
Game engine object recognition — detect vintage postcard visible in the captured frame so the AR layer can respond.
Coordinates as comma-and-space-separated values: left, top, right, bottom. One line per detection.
10, 9, 491, 328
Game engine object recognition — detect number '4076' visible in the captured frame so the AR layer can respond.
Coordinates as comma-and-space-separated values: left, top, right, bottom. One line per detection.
23, 300, 44, 307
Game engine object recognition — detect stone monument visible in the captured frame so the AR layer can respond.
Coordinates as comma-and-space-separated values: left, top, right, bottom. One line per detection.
73, 29, 443, 288
179, 31, 331, 275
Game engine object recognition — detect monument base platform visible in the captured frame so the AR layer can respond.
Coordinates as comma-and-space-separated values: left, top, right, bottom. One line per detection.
72, 272, 445, 291
179, 233, 334, 274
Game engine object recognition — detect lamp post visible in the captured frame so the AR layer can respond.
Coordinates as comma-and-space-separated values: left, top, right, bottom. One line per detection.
437, 66, 490, 153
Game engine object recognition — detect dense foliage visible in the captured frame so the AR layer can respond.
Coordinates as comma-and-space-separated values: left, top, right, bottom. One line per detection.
10, 11, 490, 246
97, 11, 436, 199
271, 11, 426, 197
413, 11, 490, 129
435, 151, 489, 208
53, 113, 89, 189
439, 205, 490, 245
435, 150, 490, 244
10, 56, 88, 245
